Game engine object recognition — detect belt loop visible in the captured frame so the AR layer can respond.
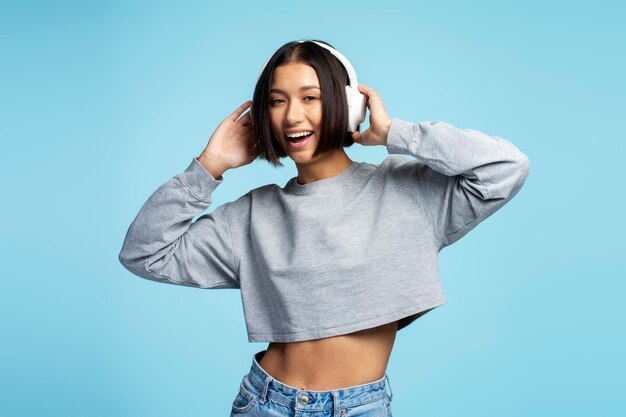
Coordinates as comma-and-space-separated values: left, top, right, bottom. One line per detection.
259, 375, 271, 404
332, 390, 340, 416
385, 373, 393, 401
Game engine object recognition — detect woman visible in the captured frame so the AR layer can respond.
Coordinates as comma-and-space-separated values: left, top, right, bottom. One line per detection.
119, 40, 531, 416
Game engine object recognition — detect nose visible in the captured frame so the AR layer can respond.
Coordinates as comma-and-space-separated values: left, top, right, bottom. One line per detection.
285, 101, 305, 125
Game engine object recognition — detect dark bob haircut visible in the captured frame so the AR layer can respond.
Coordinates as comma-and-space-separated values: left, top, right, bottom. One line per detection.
251, 39, 357, 168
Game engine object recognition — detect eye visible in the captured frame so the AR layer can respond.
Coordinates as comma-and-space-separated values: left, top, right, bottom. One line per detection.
270, 97, 318, 106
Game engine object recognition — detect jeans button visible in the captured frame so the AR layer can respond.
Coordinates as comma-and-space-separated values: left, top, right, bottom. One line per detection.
299, 394, 310, 405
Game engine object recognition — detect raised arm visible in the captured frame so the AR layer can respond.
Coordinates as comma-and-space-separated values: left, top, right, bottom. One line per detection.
118, 157, 239, 288
119, 99, 259, 287
386, 118, 531, 249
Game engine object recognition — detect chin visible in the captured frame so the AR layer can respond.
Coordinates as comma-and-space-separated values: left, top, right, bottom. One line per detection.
283, 143, 319, 163
288, 153, 314, 164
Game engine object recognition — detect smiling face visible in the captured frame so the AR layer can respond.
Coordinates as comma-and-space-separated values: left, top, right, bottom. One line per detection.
268, 62, 324, 164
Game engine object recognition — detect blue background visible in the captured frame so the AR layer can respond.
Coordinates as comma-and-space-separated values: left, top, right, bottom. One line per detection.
1, 1, 624, 416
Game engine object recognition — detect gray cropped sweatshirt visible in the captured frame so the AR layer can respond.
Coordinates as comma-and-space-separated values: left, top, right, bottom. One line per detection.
118, 118, 531, 343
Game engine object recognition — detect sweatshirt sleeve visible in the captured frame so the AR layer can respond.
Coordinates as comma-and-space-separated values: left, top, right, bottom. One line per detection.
386, 118, 531, 249
118, 157, 240, 289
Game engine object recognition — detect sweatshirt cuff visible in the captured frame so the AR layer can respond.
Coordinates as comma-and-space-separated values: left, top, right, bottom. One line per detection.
386, 118, 417, 156
176, 157, 224, 201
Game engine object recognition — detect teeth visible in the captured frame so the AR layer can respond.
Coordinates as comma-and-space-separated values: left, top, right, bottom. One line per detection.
286, 131, 312, 138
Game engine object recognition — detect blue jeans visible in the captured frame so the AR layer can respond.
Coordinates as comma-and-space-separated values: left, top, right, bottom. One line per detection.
230, 349, 394, 417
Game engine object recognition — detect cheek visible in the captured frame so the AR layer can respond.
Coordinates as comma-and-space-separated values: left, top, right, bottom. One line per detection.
313, 108, 323, 125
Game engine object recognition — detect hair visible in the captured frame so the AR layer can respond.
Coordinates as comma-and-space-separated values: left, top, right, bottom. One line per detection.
251, 39, 357, 168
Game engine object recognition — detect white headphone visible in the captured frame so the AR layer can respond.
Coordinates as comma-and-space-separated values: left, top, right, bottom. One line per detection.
253, 40, 367, 133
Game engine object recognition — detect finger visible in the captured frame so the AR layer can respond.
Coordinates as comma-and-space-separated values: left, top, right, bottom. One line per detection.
238, 111, 252, 124
229, 100, 253, 121
357, 84, 375, 96
358, 85, 384, 110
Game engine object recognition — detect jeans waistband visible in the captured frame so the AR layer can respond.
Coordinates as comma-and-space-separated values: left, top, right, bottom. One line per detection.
244, 349, 393, 413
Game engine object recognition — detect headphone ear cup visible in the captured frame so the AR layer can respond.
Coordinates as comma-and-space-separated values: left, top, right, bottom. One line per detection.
345, 85, 367, 133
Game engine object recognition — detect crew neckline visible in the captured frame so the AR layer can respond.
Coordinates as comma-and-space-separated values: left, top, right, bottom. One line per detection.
288, 161, 361, 195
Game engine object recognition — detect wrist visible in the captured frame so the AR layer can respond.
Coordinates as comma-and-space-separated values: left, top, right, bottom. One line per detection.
382, 117, 392, 146
197, 152, 229, 180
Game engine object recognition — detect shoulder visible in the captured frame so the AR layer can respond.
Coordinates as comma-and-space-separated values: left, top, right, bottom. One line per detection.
362, 155, 420, 178
223, 183, 280, 213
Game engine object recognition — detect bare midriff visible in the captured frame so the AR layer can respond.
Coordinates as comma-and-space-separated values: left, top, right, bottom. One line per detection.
257, 320, 399, 391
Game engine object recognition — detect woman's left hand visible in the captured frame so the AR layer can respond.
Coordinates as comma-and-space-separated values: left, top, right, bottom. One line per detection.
351, 84, 393, 147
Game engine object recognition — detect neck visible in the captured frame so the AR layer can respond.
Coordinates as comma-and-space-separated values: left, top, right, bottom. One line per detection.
295, 150, 353, 185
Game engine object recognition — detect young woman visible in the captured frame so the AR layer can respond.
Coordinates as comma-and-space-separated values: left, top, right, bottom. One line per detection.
119, 40, 531, 417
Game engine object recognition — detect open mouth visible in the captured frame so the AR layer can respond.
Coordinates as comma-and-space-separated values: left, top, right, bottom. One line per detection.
285, 132, 314, 150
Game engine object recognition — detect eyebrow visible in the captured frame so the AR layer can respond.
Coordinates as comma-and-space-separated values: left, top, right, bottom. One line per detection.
269, 85, 321, 94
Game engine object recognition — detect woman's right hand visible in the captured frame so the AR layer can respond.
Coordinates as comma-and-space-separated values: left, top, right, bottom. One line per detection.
198, 100, 259, 177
